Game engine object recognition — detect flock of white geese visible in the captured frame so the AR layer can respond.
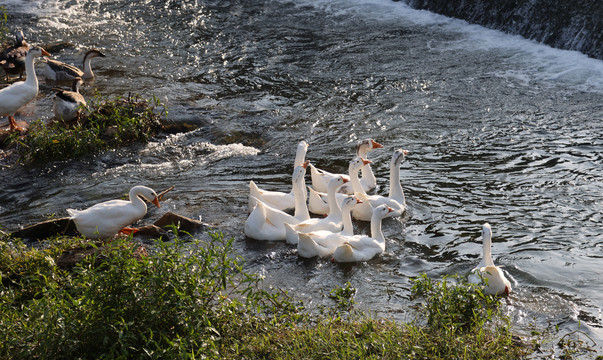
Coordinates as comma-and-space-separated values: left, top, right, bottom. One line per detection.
0, 31, 105, 131
245, 139, 512, 296
1, 31, 511, 297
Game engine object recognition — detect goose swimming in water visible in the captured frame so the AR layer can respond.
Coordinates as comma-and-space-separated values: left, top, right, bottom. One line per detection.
248, 141, 309, 212
310, 138, 383, 195
470, 223, 512, 296
43, 49, 106, 81
331, 204, 393, 263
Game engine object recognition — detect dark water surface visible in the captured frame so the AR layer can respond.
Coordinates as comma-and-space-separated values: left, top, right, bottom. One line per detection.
1, 0, 602, 350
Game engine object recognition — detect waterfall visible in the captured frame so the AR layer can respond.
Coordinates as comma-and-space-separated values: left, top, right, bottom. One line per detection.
400, 0, 603, 60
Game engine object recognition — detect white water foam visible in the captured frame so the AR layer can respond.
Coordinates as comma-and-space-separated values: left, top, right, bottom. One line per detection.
291, 0, 603, 93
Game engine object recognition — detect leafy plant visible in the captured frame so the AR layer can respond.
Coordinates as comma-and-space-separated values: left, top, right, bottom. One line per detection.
410, 272, 502, 332
0, 6, 8, 46
9, 94, 165, 164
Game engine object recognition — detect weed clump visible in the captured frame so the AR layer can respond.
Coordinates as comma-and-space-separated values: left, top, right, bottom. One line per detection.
7, 94, 164, 164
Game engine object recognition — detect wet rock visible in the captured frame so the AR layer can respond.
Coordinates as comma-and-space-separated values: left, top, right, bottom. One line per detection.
43, 42, 76, 54
161, 122, 200, 134
152, 212, 207, 234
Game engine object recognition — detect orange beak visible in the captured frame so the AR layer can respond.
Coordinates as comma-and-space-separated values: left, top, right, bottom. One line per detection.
356, 199, 363, 204
41, 49, 51, 57
387, 206, 394, 213
371, 140, 384, 149
402, 149, 409, 156
362, 158, 372, 166
341, 177, 349, 183
152, 197, 161, 208
302, 160, 310, 168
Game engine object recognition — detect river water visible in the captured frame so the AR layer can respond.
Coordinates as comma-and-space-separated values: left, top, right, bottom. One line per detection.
1, 0, 602, 351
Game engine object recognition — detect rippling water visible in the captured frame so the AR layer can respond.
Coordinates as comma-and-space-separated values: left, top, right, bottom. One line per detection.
1, 0, 602, 350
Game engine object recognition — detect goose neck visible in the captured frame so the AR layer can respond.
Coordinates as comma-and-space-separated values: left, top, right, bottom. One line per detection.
388, 158, 405, 204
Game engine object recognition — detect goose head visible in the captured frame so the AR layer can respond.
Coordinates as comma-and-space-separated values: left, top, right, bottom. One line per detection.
348, 156, 372, 174
341, 195, 362, 210
132, 185, 161, 208
328, 176, 349, 191
27, 46, 51, 59
356, 138, 383, 156
392, 149, 409, 165
373, 204, 394, 219
292, 160, 310, 183
83, 49, 106, 63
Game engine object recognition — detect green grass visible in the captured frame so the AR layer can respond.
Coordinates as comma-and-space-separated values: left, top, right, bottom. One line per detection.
0, 6, 8, 46
0, 230, 597, 359
8, 94, 165, 164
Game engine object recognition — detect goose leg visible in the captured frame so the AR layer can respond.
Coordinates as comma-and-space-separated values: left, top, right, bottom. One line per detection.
119, 227, 139, 236
8, 116, 25, 132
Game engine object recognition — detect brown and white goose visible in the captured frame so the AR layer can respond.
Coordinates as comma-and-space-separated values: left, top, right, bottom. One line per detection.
43, 49, 106, 81
0, 30, 30, 82
53, 77, 86, 121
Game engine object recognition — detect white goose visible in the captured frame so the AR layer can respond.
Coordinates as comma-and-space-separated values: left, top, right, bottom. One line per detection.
352, 149, 409, 221
43, 49, 106, 81
308, 157, 370, 216
297, 195, 362, 258
0, 47, 50, 131
338, 138, 383, 194
332, 204, 393, 263
245, 162, 310, 241
309, 138, 383, 194
53, 77, 86, 121
470, 223, 512, 296
284, 176, 348, 245
248, 140, 309, 212
67, 185, 161, 240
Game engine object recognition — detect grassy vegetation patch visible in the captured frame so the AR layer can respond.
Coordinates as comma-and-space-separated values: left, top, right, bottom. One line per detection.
6, 94, 165, 165
0, 230, 544, 360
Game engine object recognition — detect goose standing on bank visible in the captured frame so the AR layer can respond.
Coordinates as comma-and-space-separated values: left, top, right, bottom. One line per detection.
297, 195, 362, 258
1, 30, 29, 82
332, 204, 393, 263
470, 223, 512, 296
67, 185, 161, 240
248, 140, 309, 212
43, 49, 106, 81
53, 77, 86, 121
0, 47, 51, 131
353, 149, 409, 221
245, 162, 311, 241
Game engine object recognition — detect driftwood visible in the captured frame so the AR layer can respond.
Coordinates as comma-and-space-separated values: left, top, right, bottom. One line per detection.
9, 217, 78, 240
